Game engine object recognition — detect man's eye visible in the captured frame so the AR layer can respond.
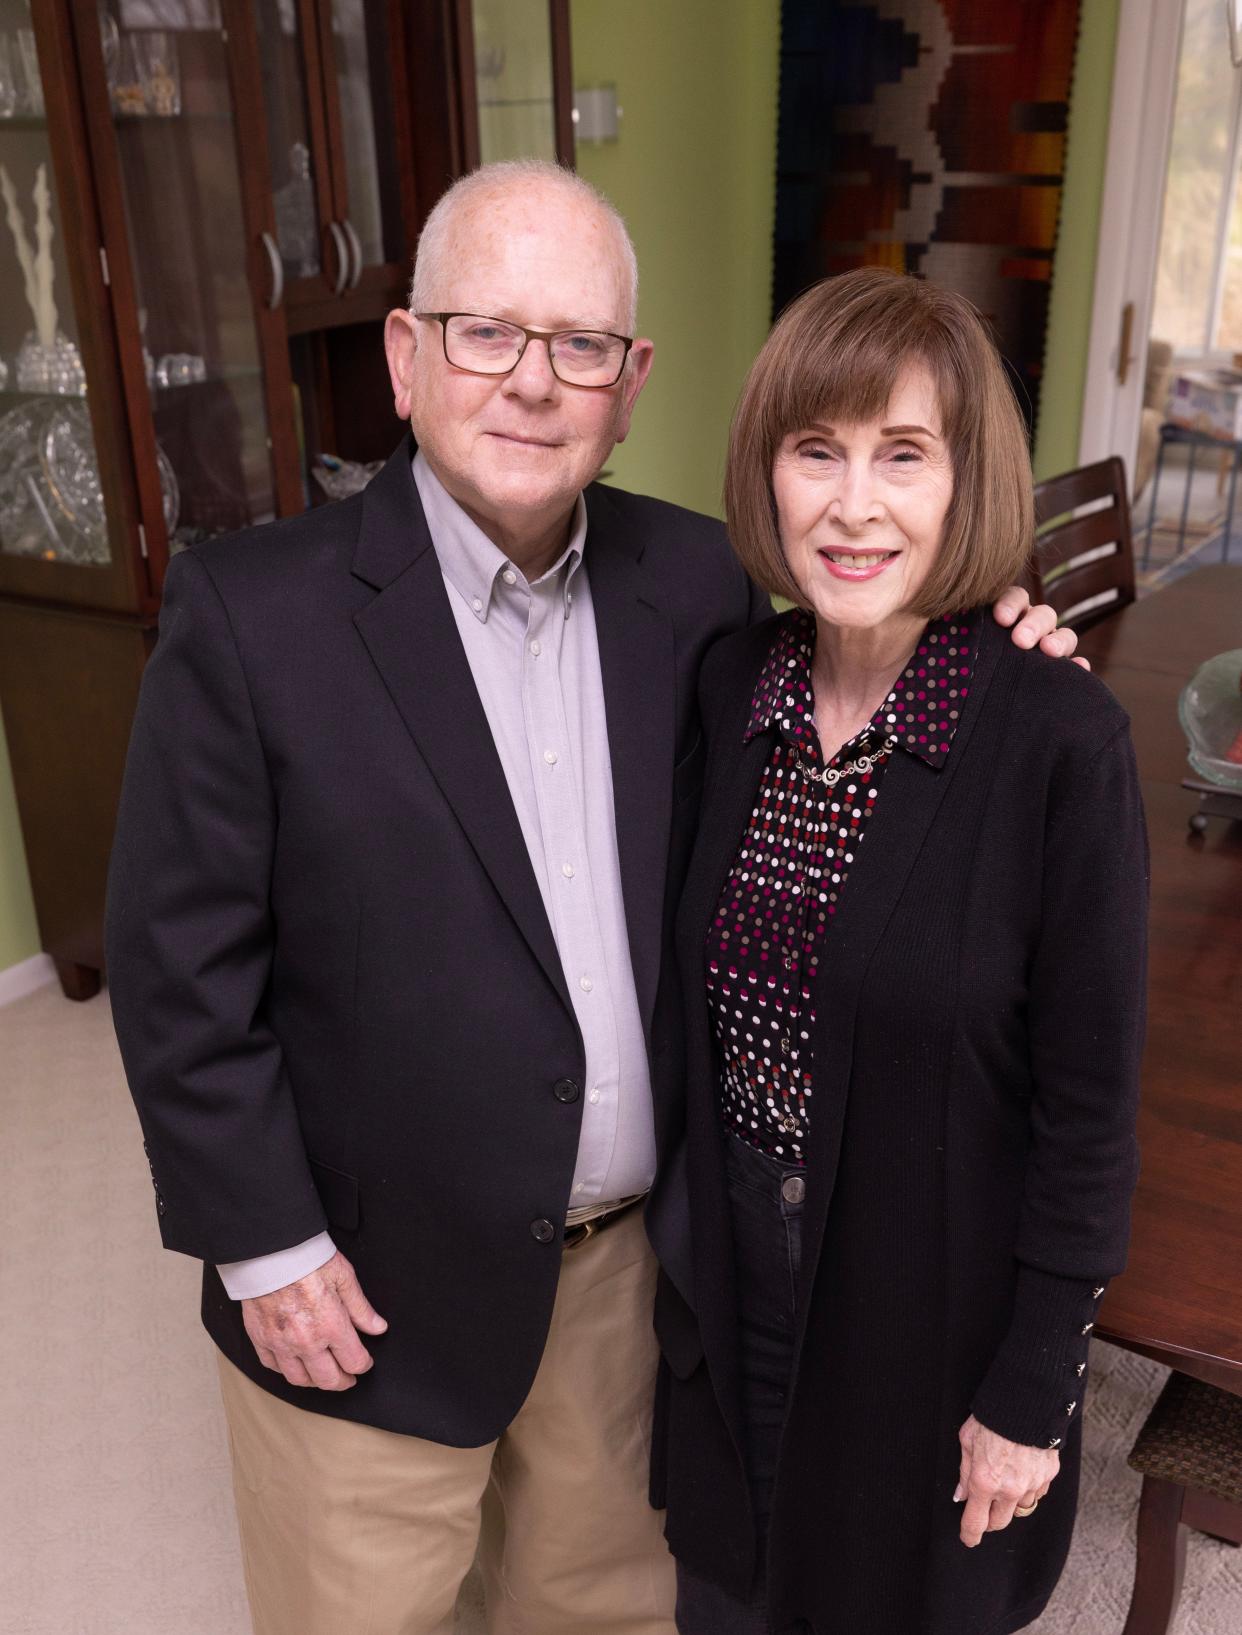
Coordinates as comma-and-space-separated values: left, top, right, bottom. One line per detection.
562, 333, 607, 356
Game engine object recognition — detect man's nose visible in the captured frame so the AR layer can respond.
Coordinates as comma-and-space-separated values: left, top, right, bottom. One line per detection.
502, 337, 558, 400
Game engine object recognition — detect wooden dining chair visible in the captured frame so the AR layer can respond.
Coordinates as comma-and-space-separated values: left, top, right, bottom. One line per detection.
1028, 456, 1137, 631
1121, 1371, 1242, 1635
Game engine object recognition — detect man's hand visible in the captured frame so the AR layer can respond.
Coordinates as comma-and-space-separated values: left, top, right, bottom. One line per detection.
241, 1251, 388, 1391
992, 585, 1089, 669
954, 1414, 1060, 1547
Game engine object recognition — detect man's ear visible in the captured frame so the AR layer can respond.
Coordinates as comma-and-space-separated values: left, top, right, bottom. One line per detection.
384, 309, 418, 421
613, 338, 654, 445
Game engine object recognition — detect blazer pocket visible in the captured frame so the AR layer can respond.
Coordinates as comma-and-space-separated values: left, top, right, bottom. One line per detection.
308, 1157, 360, 1233
673, 733, 706, 805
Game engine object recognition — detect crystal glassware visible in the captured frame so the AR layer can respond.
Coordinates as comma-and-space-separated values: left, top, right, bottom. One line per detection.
133, 31, 180, 117
0, 34, 19, 119
15, 331, 86, 396
1179, 649, 1242, 791
14, 28, 43, 117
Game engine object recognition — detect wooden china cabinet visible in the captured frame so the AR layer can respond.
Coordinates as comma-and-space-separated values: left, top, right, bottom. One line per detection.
0, 0, 572, 999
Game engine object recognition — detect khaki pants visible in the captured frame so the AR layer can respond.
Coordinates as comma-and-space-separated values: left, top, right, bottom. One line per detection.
217, 1208, 675, 1635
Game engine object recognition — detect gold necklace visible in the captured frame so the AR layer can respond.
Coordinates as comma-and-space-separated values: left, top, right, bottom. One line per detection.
793, 734, 897, 788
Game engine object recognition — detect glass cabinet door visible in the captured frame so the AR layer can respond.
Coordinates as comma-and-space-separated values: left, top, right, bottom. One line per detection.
255, 0, 326, 289
0, 1, 119, 583
91, 0, 282, 554
471, 0, 571, 166
317, 0, 408, 289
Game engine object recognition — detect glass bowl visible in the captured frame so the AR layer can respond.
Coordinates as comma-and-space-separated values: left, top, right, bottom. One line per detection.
1179, 649, 1242, 790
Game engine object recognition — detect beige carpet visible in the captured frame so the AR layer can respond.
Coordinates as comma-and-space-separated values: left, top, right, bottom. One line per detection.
1, 979, 1238, 1634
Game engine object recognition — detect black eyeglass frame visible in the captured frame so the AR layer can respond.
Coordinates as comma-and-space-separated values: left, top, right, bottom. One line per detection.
416, 312, 635, 388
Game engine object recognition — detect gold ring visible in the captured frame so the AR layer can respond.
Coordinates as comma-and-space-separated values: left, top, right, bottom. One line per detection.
1014, 1502, 1039, 1517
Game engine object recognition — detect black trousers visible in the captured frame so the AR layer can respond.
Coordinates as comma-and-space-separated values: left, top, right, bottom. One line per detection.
674, 1132, 807, 1635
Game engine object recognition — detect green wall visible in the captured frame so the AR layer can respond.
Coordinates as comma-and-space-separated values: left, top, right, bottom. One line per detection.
1032, 0, 1121, 480
570, 0, 780, 518
0, 712, 39, 970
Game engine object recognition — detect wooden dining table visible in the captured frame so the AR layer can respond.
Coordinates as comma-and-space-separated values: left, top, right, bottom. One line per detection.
1074, 563, 1242, 1396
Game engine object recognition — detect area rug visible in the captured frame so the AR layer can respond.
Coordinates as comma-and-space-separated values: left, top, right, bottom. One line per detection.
1031, 1341, 1242, 1634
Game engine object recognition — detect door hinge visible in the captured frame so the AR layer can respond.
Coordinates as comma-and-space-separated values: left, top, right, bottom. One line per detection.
99, 245, 110, 286
137, 523, 148, 559
1117, 301, 1136, 388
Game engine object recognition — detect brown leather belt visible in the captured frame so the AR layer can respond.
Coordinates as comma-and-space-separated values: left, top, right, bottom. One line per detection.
563, 1194, 646, 1250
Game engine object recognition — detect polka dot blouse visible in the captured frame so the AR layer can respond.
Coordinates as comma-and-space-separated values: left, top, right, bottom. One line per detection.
706, 607, 980, 1163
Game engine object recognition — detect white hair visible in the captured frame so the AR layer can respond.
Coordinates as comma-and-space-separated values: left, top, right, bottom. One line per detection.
408, 159, 639, 335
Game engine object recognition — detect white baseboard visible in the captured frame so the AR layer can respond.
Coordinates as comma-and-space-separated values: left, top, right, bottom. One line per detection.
0, 952, 57, 1007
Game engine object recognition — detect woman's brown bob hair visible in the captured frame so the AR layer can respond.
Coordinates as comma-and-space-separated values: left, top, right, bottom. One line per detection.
725, 267, 1035, 619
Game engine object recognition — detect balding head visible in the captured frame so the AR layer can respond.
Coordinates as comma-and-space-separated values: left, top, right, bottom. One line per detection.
410, 160, 639, 335
383, 161, 654, 576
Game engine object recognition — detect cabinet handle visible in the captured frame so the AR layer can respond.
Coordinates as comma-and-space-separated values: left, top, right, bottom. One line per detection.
260, 232, 284, 311
328, 221, 349, 295
342, 217, 363, 289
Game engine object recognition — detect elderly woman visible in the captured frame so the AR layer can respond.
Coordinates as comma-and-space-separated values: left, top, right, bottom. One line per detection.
654, 268, 1148, 1635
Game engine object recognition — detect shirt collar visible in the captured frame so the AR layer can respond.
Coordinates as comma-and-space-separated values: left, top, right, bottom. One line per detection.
413, 449, 586, 622
745, 606, 980, 769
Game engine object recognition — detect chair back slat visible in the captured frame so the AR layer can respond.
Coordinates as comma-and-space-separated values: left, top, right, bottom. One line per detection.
1030, 456, 1136, 631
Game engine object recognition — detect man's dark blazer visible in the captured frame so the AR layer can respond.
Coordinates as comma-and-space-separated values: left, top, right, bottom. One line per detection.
105, 434, 768, 1446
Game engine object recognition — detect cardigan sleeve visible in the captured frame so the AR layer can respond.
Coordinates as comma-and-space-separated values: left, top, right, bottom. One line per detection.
970, 720, 1148, 1449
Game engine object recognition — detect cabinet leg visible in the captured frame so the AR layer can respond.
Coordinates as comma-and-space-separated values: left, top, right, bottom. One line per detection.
1122, 1476, 1187, 1635
54, 960, 101, 1002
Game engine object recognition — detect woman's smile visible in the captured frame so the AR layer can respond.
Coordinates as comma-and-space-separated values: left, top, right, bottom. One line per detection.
817, 547, 900, 580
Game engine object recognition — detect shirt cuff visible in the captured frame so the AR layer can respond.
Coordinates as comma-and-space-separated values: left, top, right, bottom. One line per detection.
217, 1232, 337, 1300
969, 1266, 1108, 1449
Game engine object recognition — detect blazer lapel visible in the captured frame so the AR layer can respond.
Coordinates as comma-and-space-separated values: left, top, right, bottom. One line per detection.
350, 441, 572, 1016
584, 486, 675, 1037
675, 627, 779, 1448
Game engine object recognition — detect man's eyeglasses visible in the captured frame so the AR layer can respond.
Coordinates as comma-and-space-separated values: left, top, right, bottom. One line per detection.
416, 313, 633, 388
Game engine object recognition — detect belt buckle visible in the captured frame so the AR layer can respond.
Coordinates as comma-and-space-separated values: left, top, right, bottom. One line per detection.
563, 1217, 599, 1251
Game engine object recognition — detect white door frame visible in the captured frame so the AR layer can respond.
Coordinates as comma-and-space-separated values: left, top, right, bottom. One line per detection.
1078, 0, 1184, 474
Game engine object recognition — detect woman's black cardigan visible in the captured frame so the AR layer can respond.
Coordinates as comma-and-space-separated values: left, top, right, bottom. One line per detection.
652, 609, 1149, 1635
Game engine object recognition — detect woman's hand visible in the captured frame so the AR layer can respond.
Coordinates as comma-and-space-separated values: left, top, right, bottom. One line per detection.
954, 1414, 1060, 1546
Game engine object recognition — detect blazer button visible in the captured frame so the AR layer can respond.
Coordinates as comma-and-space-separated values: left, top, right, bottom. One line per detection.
553, 1078, 581, 1103
530, 1218, 557, 1244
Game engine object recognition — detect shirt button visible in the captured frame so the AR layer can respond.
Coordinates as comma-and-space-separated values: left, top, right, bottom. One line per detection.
779, 1114, 798, 1134
502, 569, 517, 585
561, 862, 575, 878
783, 955, 794, 971
530, 1218, 556, 1244
779, 1036, 791, 1054
579, 975, 594, 993
588, 1088, 601, 1104
553, 1077, 580, 1103
530, 639, 542, 657
573, 1183, 586, 1195
544, 749, 558, 766
472, 597, 483, 613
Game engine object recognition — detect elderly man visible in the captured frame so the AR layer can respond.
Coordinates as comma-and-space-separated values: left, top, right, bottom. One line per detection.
106, 160, 1075, 1635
